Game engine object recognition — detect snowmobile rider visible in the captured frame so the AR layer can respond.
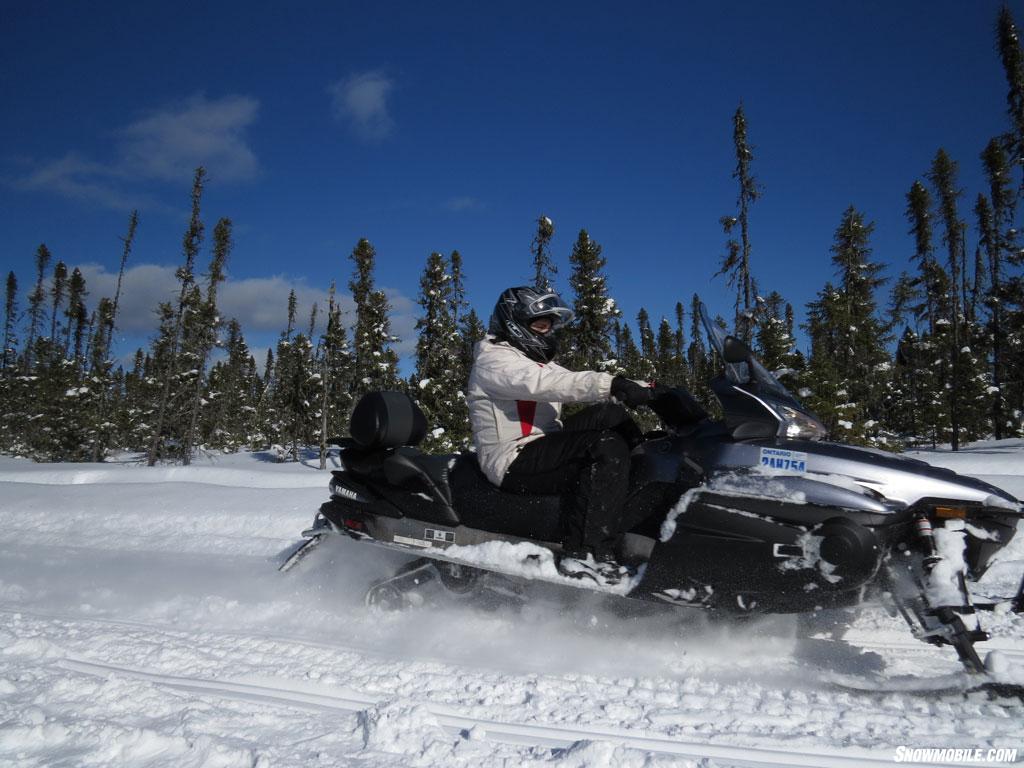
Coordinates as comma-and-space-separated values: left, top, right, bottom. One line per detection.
467, 285, 657, 584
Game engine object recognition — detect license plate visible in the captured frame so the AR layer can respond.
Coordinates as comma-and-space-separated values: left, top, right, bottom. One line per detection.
759, 447, 807, 473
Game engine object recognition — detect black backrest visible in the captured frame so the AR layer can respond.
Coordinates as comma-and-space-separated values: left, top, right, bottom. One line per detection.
349, 391, 428, 448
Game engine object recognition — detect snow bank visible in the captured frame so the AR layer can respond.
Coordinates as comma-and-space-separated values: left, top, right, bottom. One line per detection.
1, 446, 1024, 766
0, 460, 328, 489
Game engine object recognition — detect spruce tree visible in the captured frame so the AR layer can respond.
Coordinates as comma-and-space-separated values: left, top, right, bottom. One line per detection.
254, 348, 276, 447
25, 244, 52, 370
905, 180, 948, 333
981, 138, 1018, 436
181, 217, 232, 465
654, 317, 677, 384
270, 291, 319, 460
615, 320, 644, 380
103, 210, 138, 357
755, 291, 798, 379
49, 261, 68, 344
718, 104, 760, 342
206, 319, 258, 452
348, 238, 399, 395
998, 5, 1024, 178
449, 250, 468, 321
449, 249, 481, 393
3, 272, 17, 372
64, 268, 87, 360
458, 308, 486, 389
635, 308, 657, 382
530, 215, 557, 290
413, 252, 468, 452
671, 302, 688, 389
803, 208, 891, 445
564, 229, 616, 371
928, 149, 989, 448
147, 167, 206, 465
318, 282, 353, 467
687, 293, 715, 409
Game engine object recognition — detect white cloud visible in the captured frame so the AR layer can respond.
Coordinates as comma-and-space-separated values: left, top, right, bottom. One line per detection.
14, 153, 153, 212
9, 94, 260, 210
74, 262, 417, 358
444, 196, 484, 212
118, 94, 260, 182
77, 262, 178, 333
328, 71, 395, 141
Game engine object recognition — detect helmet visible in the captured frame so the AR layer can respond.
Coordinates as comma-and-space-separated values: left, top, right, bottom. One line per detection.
488, 286, 574, 363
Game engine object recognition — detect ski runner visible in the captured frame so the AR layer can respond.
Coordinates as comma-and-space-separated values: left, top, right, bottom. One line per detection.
467, 285, 655, 585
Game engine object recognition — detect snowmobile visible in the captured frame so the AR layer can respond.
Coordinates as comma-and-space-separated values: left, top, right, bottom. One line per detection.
282, 304, 1024, 684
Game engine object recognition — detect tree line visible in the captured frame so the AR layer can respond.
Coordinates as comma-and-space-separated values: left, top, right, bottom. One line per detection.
3, 7, 1024, 462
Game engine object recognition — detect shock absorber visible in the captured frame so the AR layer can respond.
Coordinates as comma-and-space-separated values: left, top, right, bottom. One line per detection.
913, 510, 942, 571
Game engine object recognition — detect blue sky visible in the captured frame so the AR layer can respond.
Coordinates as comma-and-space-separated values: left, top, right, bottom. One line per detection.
1, 1, 1019, 368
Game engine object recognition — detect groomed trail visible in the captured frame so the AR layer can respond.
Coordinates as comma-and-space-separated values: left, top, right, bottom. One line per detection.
1, 443, 1023, 767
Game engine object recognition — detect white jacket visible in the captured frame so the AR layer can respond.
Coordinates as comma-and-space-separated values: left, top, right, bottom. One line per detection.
467, 336, 615, 485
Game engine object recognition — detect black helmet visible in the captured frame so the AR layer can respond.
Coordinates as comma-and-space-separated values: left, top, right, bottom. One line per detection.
489, 286, 574, 363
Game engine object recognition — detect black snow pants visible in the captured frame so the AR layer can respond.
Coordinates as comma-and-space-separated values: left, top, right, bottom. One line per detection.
500, 403, 639, 557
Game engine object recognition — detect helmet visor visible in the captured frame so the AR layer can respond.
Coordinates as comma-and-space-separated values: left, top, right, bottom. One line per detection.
526, 293, 574, 328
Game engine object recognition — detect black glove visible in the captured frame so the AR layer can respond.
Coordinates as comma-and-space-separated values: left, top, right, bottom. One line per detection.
611, 376, 654, 407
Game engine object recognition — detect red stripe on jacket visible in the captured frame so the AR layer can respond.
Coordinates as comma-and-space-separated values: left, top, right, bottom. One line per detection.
516, 400, 537, 438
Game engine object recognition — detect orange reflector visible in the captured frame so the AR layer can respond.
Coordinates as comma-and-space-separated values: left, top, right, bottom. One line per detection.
935, 506, 967, 519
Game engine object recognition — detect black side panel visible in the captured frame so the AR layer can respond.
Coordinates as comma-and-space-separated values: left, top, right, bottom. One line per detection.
372, 484, 463, 526
448, 454, 564, 541
638, 492, 890, 612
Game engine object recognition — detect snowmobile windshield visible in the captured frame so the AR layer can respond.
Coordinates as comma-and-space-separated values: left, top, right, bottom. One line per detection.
697, 303, 795, 399
699, 303, 826, 440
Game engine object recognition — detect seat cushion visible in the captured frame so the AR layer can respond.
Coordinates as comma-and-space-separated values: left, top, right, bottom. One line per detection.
449, 453, 563, 542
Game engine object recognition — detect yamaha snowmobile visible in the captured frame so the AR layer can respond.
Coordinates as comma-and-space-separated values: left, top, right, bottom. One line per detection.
282, 304, 1024, 683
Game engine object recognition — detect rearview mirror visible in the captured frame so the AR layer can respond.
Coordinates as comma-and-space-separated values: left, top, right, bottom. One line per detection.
722, 336, 753, 365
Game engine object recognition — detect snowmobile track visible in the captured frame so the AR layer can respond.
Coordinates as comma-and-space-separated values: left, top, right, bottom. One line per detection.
58, 656, 968, 768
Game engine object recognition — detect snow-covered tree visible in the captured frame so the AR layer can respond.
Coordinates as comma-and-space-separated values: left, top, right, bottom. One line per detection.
24, 243, 52, 371
180, 217, 232, 465
413, 252, 468, 452
316, 282, 353, 467
349, 238, 399, 395
803, 207, 892, 445
755, 291, 799, 380
564, 229, 617, 372
3, 271, 18, 372
205, 319, 259, 452
928, 149, 990, 448
998, 5, 1024, 182
980, 138, 1019, 436
147, 168, 206, 465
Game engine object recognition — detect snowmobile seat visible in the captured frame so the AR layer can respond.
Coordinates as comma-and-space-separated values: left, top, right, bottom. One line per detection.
448, 453, 564, 542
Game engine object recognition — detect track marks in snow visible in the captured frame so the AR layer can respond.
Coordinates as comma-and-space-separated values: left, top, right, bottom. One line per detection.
56, 656, 933, 768
3, 609, 1022, 768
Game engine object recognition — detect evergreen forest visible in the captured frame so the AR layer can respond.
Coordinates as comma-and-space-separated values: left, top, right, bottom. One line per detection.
5, 8, 1024, 463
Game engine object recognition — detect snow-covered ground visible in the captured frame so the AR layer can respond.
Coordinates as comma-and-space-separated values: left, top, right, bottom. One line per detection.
1, 442, 1023, 767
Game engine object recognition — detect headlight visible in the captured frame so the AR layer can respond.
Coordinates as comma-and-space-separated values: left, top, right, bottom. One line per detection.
776, 405, 827, 440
